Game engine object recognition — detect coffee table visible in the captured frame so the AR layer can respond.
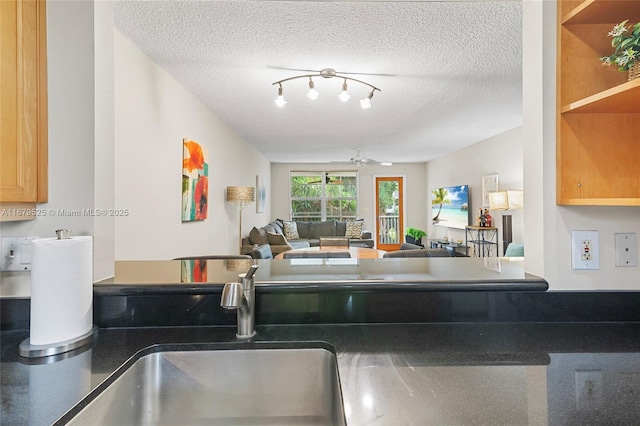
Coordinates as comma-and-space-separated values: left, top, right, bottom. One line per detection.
274, 246, 386, 259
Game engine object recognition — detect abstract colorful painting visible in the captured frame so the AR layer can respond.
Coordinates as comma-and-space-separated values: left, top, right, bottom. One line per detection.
182, 138, 208, 221
180, 259, 208, 283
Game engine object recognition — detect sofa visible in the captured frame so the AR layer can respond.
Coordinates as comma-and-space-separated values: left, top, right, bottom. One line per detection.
241, 219, 374, 257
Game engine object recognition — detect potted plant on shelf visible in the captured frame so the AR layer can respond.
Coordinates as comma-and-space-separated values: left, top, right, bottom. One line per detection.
600, 19, 640, 81
405, 227, 427, 246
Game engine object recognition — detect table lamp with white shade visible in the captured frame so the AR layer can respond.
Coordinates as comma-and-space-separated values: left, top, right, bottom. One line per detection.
488, 190, 523, 255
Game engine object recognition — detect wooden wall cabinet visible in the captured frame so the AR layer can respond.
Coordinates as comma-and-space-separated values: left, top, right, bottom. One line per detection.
0, 0, 48, 219
557, 0, 640, 206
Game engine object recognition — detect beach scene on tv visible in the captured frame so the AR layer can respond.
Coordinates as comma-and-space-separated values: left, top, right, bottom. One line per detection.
432, 185, 470, 229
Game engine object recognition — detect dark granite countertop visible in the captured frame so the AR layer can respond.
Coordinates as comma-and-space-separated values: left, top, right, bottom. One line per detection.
2, 322, 640, 425
4, 259, 639, 424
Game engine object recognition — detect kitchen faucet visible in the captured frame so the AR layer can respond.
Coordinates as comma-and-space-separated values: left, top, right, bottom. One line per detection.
220, 264, 259, 338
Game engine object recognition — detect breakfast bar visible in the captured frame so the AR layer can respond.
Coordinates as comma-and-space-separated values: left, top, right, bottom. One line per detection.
2, 258, 640, 425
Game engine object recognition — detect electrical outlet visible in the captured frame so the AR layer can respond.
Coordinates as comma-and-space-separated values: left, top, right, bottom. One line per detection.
614, 233, 638, 267
575, 370, 603, 411
581, 240, 592, 261
572, 230, 599, 270
1, 237, 39, 271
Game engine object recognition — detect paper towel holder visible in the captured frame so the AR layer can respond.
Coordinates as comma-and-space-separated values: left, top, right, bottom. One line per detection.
19, 231, 97, 359
19, 325, 98, 358
55, 229, 71, 239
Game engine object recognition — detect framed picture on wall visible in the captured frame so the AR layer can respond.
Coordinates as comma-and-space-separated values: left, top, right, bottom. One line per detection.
256, 175, 266, 213
482, 174, 498, 207
181, 138, 209, 221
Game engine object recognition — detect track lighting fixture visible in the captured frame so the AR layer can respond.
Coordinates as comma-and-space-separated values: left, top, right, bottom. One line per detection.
273, 68, 380, 108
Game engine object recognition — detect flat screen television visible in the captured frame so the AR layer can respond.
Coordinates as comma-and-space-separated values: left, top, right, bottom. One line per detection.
431, 184, 470, 229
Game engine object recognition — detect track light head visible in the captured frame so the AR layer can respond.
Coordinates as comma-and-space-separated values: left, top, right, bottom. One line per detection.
360, 90, 375, 109
306, 78, 319, 100
338, 79, 350, 102
274, 84, 287, 107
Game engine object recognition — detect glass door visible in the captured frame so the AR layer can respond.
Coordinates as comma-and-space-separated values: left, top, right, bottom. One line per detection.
375, 176, 403, 251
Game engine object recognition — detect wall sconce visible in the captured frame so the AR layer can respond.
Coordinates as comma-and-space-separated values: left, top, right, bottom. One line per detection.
489, 190, 524, 255
226, 186, 255, 253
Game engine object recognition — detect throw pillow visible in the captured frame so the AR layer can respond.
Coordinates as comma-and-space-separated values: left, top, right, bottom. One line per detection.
267, 232, 288, 245
269, 221, 284, 235
263, 224, 276, 234
283, 221, 300, 239
345, 220, 364, 238
504, 243, 524, 257
249, 227, 269, 245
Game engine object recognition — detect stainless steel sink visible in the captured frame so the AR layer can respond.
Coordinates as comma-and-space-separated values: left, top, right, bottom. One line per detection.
56, 342, 345, 425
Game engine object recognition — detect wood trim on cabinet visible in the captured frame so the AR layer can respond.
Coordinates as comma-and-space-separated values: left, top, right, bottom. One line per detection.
37, 0, 47, 202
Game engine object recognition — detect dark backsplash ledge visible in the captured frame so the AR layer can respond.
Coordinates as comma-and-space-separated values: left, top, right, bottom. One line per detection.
4, 289, 640, 330
2, 259, 638, 329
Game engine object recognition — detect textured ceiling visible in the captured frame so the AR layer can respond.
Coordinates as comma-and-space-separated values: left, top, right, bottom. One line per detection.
113, 0, 523, 164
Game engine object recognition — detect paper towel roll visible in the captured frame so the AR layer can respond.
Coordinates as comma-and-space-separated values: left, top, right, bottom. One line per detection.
30, 236, 93, 346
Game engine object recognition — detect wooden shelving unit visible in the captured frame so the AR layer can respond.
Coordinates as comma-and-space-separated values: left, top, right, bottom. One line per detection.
561, 79, 640, 113
556, 0, 640, 206
562, 0, 640, 25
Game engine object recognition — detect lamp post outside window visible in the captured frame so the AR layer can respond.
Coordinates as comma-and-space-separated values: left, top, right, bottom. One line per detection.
226, 186, 255, 253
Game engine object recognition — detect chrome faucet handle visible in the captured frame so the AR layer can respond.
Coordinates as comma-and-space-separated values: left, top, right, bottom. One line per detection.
238, 264, 259, 289
243, 264, 259, 280
220, 282, 243, 309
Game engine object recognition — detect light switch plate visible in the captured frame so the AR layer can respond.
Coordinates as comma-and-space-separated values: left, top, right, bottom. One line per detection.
615, 233, 638, 267
1, 236, 39, 271
572, 230, 599, 270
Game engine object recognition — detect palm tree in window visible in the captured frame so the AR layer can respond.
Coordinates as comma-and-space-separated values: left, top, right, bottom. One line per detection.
432, 188, 451, 223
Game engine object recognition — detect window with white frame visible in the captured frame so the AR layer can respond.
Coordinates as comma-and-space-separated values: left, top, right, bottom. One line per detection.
289, 171, 358, 221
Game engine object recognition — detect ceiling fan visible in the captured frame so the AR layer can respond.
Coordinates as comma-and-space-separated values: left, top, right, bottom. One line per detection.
332, 148, 393, 167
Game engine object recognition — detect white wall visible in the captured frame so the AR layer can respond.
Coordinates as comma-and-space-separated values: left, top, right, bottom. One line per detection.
93, 0, 115, 283
522, 0, 548, 280
0, 0, 114, 297
114, 31, 271, 260
270, 163, 427, 240
522, 0, 640, 290
425, 126, 524, 253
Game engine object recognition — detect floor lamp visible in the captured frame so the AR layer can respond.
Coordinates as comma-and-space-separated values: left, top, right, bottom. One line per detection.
226, 186, 255, 253
489, 190, 523, 255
